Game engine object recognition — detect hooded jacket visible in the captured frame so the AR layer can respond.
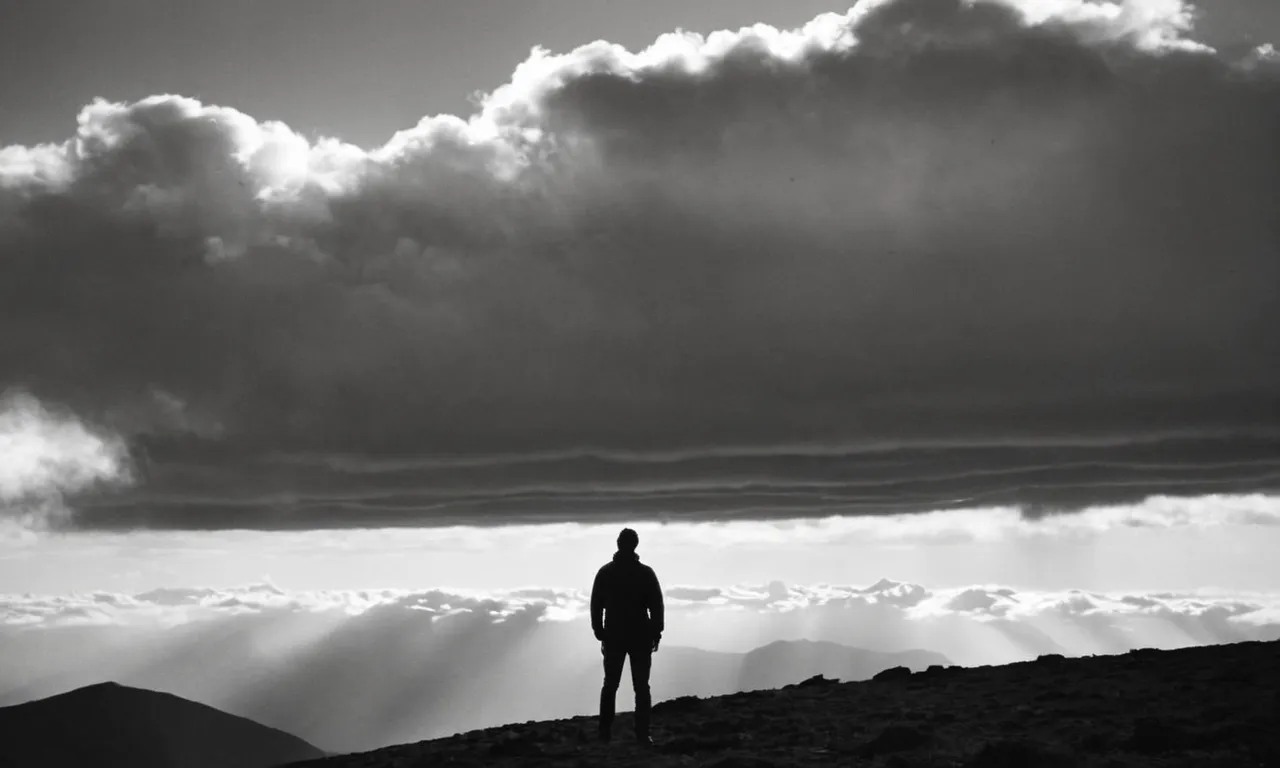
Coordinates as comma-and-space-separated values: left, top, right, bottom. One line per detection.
590, 550, 664, 644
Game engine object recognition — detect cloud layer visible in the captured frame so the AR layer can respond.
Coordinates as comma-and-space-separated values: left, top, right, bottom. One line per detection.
2, 0, 1279, 527
6, 575, 1277, 634
3, 576, 1278, 750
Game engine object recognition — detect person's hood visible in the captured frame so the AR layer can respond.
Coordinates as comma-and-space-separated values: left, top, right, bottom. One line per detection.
612, 550, 640, 563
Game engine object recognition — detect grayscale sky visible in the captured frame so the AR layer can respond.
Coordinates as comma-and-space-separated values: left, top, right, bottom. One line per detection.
0, 0, 1278, 531
1, 0, 1277, 147
0, 0, 846, 147
1, 1, 1279, 744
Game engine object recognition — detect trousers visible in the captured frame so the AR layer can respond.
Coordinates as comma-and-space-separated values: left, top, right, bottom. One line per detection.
599, 639, 652, 737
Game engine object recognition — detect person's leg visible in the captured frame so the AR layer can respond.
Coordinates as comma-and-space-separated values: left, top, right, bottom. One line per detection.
628, 644, 653, 742
599, 644, 626, 740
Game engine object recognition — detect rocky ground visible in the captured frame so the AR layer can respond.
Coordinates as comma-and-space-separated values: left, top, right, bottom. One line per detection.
286, 639, 1280, 767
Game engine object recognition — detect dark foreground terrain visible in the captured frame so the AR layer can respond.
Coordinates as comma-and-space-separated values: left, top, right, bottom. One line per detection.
0, 681, 325, 768
289, 639, 1279, 768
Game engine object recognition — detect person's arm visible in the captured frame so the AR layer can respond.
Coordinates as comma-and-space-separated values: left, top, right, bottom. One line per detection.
590, 567, 607, 641
648, 568, 665, 647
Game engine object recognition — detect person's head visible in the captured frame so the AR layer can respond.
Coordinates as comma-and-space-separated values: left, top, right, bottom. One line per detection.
617, 528, 639, 553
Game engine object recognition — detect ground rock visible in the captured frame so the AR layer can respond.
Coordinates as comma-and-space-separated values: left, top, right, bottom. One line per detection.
872, 666, 913, 682
965, 738, 1078, 768
856, 724, 931, 757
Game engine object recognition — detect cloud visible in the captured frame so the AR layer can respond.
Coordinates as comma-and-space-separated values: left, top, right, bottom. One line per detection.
2, 575, 1278, 750
4, 574, 1279, 649
0, 391, 132, 534
1, 0, 1279, 528
21, 492, 1280, 562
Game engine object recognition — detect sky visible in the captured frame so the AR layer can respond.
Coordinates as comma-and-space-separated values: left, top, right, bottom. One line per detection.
2, 0, 1280, 750
2, 0, 1278, 148
0, 0, 850, 149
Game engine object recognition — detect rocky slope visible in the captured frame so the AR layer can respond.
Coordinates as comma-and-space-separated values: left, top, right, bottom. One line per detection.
287, 639, 1279, 767
647, 640, 950, 701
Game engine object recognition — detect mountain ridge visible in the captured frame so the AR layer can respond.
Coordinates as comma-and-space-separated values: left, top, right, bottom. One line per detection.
0, 680, 326, 768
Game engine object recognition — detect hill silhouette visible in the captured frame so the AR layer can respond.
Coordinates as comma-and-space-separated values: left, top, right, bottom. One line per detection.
0, 681, 325, 768
285, 639, 1280, 767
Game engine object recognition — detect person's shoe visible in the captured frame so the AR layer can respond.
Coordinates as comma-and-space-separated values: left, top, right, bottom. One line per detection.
597, 729, 612, 744
635, 735, 653, 748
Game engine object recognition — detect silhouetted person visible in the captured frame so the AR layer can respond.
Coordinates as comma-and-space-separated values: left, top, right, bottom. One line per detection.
591, 527, 664, 745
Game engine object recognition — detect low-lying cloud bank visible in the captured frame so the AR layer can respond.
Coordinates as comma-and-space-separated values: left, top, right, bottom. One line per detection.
2, 576, 1278, 750
6, 576, 1278, 632
1, 0, 1279, 528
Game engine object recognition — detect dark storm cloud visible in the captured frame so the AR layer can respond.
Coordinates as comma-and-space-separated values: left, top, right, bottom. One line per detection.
2, 0, 1279, 528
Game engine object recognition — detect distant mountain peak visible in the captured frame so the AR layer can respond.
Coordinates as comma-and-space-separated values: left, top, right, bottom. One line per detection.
867, 577, 904, 591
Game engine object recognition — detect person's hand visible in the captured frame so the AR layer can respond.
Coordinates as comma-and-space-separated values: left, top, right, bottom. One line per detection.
652, 635, 661, 653
600, 641, 606, 656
